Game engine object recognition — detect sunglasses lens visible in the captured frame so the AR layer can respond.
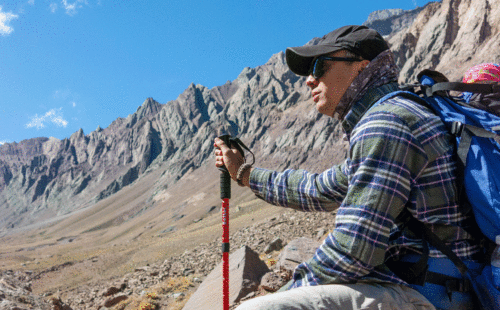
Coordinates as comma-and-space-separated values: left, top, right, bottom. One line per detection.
312, 58, 324, 79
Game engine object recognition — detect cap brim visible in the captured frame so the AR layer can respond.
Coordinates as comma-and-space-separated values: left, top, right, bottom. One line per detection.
286, 45, 343, 76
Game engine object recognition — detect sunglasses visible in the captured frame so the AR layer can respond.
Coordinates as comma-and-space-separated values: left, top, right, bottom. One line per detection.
309, 56, 362, 79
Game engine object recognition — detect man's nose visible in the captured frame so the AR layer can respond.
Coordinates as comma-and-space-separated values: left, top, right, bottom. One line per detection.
306, 75, 318, 88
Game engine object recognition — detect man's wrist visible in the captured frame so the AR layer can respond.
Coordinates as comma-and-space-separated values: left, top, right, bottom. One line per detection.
242, 166, 253, 187
236, 164, 253, 187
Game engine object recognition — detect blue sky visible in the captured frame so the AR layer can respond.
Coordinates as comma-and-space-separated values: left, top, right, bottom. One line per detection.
0, 0, 435, 145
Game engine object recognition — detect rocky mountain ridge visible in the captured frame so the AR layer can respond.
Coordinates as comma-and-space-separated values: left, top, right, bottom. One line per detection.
2, 0, 500, 236
363, 7, 426, 36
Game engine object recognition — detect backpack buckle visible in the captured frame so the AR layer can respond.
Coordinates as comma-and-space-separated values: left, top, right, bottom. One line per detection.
445, 280, 454, 302
445, 278, 472, 302
450, 121, 464, 136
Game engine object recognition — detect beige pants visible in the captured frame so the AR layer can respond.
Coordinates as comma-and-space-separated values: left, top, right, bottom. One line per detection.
235, 283, 436, 310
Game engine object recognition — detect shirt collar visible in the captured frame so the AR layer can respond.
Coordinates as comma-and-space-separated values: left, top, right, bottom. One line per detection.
341, 82, 400, 139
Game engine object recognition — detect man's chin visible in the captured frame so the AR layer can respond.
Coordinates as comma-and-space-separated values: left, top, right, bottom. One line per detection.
316, 102, 334, 117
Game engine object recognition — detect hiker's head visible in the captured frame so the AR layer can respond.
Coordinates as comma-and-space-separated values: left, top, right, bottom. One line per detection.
302, 49, 370, 116
463, 63, 500, 84
285, 25, 389, 117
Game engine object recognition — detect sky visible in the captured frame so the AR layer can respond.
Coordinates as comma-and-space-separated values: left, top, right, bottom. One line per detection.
0, 0, 436, 145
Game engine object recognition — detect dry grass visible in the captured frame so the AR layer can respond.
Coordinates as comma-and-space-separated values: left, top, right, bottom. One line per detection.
106, 277, 195, 310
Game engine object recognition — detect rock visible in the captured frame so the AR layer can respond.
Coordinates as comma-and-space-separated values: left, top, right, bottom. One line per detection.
171, 292, 185, 299
260, 271, 282, 292
363, 7, 424, 36
50, 297, 73, 310
0, 271, 50, 310
102, 286, 121, 297
183, 268, 194, 276
134, 266, 149, 272
264, 237, 283, 254
316, 228, 327, 240
260, 267, 294, 293
182, 246, 270, 310
103, 295, 128, 308
276, 237, 321, 273
390, 0, 500, 84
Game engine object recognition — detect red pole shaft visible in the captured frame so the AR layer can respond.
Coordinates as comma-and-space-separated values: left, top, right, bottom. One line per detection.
222, 198, 230, 310
217, 135, 232, 310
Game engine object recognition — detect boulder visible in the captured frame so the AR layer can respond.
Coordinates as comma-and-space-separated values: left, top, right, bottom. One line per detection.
102, 286, 121, 297
260, 271, 282, 292
276, 237, 320, 273
183, 246, 269, 310
264, 237, 284, 254
103, 295, 128, 308
49, 297, 73, 310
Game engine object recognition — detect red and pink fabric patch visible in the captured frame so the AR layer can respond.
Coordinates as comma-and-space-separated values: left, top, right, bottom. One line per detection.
463, 63, 500, 83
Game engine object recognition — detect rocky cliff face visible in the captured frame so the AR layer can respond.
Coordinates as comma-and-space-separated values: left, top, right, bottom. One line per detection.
1, 0, 499, 234
363, 7, 425, 36
390, 0, 500, 83
0, 98, 165, 231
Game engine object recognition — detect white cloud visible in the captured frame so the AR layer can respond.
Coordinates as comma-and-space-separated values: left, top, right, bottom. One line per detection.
0, 141, 8, 145
28, 0, 35, 5
50, 3, 57, 13
26, 108, 69, 129
52, 115, 69, 127
0, 6, 19, 36
71, 101, 77, 108
61, 0, 88, 16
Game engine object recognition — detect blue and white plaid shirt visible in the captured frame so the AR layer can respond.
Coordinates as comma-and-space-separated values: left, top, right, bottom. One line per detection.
249, 79, 480, 288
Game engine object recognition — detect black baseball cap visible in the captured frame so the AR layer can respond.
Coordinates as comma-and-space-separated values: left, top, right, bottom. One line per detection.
285, 25, 389, 76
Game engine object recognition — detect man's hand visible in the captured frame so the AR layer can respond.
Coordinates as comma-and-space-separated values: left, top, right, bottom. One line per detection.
214, 137, 245, 181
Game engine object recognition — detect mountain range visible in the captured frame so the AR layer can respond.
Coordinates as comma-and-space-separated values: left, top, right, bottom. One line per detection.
1, 0, 500, 240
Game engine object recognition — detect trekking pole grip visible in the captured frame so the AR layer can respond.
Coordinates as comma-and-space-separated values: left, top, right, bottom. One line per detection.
217, 134, 231, 200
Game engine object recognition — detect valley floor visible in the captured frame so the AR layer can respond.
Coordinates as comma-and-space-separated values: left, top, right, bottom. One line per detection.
0, 199, 337, 309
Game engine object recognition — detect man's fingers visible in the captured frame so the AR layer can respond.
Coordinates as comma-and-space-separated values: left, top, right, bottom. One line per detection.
215, 155, 225, 167
214, 138, 230, 153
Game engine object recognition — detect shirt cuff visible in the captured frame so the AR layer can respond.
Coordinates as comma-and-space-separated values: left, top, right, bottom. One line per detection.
249, 167, 273, 198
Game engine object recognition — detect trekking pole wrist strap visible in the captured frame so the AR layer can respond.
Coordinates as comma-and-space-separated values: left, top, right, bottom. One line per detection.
236, 163, 253, 187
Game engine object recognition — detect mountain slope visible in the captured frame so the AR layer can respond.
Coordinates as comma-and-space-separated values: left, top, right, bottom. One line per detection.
1, 0, 500, 239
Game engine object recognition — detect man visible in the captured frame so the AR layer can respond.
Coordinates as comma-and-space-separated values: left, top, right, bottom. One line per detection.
214, 25, 480, 310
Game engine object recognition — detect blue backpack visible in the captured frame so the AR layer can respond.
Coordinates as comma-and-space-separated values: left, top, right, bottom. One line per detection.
381, 70, 500, 310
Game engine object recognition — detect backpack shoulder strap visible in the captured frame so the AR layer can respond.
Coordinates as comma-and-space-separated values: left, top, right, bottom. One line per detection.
427, 82, 500, 97
454, 123, 500, 167
416, 69, 500, 96
369, 89, 429, 112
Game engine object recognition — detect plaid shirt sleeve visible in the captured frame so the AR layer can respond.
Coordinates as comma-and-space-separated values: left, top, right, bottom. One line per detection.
250, 102, 434, 286
249, 161, 349, 212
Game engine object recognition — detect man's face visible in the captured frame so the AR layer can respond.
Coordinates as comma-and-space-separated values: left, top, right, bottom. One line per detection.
306, 50, 370, 117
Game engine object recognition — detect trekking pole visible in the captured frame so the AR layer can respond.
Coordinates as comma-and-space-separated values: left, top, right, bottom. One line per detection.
216, 135, 253, 310
217, 134, 232, 310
